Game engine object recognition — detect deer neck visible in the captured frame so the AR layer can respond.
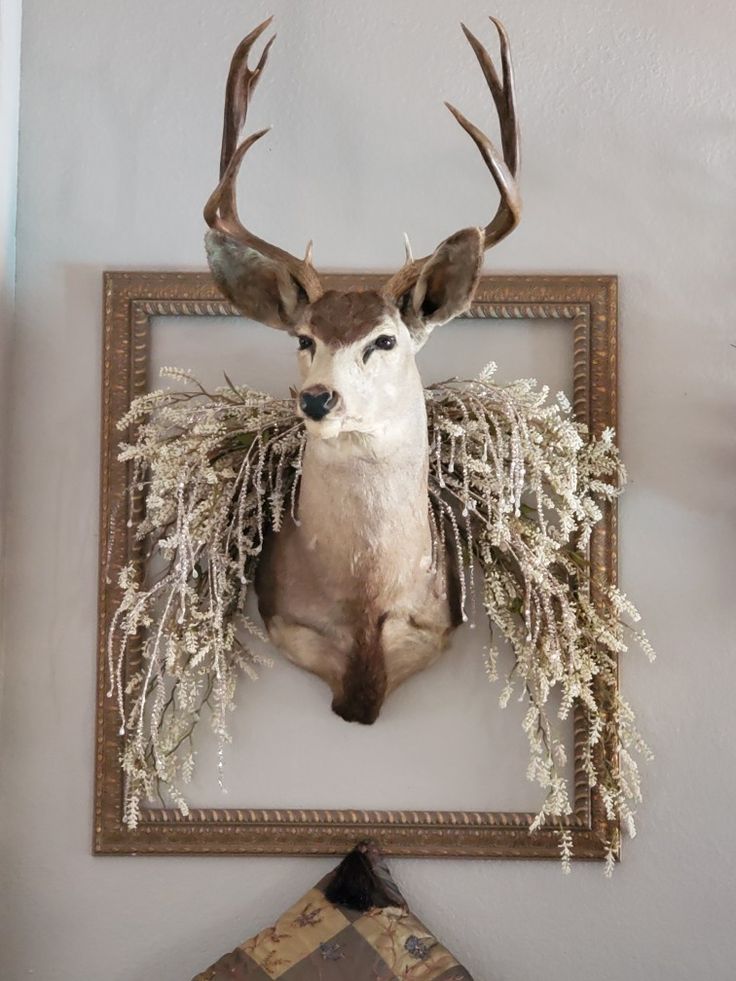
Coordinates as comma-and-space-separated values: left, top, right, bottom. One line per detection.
296, 392, 431, 583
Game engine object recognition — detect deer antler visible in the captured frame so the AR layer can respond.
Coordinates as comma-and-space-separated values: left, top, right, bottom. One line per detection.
383, 16, 521, 300
203, 17, 323, 303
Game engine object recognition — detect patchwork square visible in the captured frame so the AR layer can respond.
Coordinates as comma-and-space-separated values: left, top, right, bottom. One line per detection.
242, 888, 351, 978
353, 906, 462, 978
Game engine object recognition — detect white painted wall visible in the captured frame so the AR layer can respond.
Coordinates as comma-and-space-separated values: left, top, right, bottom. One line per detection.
2, 1, 736, 979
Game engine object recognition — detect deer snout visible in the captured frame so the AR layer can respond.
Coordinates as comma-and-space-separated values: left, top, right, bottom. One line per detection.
299, 385, 339, 421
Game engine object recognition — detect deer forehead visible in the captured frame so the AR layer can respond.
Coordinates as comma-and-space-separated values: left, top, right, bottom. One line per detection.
303, 290, 400, 348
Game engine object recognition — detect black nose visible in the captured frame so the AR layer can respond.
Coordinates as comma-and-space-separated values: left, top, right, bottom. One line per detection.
300, 388, 337, 421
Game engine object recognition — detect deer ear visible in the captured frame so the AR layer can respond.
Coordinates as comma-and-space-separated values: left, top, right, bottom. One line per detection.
399, 227, 484, 348
205, 230, 309, 331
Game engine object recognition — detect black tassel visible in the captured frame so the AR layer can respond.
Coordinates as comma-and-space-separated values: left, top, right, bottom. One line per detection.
324, 842, 399, 912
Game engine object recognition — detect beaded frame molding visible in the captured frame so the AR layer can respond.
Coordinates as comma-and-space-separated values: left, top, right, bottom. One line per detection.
95, 270, 618, 858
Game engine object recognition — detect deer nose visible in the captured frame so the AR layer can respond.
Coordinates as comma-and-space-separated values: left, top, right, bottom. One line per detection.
299, 386, 338, 421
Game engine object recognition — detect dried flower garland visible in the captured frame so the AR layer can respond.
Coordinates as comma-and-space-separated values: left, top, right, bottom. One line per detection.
109, 364, 653, 868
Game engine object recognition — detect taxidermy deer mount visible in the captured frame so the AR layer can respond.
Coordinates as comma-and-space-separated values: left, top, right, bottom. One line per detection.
204, 15, 521, 725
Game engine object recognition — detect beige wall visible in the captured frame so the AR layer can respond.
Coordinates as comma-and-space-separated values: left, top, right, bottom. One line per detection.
0, 0, 20, 318
2, 1, 736, 978
0, 0, 22, 710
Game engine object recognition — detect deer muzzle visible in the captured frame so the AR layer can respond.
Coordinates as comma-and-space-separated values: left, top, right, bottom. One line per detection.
299, 385, 340, 422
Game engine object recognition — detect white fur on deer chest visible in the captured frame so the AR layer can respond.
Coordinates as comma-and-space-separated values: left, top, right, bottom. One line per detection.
297, 429, 431, 597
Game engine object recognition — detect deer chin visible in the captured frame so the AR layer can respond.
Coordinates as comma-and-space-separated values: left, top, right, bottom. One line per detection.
304, 417, 344, 441
304, 418, 403, 462
303, 415, 377, 442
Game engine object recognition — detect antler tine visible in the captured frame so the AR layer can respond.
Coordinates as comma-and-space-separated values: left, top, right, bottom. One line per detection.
446, 17, 521, 249
460, 18, 519, 175
204, 18, 322, 301
205, 127, 271, 233
219, 17, 275, 178
383, 16, 521, 300
444, 104, 520, 250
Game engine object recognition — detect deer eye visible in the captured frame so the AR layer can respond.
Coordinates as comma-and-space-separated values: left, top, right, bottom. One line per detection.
363, 334, 396, 363
297, 335, 314, 351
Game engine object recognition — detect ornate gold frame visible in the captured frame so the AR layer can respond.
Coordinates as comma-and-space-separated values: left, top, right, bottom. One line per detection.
95, 271, 618, 858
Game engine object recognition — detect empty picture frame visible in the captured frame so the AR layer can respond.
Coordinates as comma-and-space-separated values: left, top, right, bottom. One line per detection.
95, 270, 618, 858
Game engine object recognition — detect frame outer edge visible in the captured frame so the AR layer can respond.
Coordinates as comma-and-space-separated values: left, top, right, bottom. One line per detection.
94, 270, 619, 859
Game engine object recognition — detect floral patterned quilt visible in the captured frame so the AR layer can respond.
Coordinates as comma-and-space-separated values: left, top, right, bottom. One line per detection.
192, 844, 475, 980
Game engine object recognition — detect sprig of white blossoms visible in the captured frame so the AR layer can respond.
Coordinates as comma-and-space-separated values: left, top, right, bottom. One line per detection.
426, 364, 654, 867
109, 369, 300, 827
109, 364, 653, 871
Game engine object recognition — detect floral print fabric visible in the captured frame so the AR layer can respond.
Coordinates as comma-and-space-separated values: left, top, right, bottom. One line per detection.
193, 852, 475, 980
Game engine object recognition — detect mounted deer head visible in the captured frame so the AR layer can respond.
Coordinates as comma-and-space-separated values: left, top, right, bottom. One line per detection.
204, 15, 521, 724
